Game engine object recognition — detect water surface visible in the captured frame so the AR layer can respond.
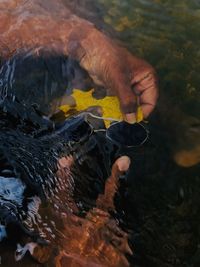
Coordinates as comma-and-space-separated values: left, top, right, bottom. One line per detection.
68, 0, 200, 266
0, 0, 200, 267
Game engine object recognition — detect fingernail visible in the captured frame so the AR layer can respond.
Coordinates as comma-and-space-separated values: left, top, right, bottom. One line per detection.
116, 156, 131, 172
124, 113, 136, 124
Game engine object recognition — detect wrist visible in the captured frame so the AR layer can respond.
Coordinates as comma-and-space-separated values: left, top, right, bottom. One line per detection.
67, 22, 112, 64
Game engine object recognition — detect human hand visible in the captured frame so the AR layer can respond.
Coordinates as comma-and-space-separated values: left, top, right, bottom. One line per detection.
96, 156, 131, 211
68, 28, 158, 123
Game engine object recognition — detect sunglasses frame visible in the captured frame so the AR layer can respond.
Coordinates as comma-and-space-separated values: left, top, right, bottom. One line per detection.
105, 120, 149, 148
70, 112, 149, 148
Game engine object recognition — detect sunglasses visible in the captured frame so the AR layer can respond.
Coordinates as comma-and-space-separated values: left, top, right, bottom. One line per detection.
59, 112, 149, 149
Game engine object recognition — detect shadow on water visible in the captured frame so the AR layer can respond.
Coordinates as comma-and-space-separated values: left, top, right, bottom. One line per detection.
0, 0, 200, 267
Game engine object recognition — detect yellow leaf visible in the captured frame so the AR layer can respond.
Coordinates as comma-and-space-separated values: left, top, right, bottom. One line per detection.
59, 89, 143, 128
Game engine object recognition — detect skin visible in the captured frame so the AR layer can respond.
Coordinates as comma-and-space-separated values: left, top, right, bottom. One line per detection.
0, 0, 155, 212
0, 0, 159, 175
0, 2, 158, 264
0, 0, 158, 123
54, 156, 132, 267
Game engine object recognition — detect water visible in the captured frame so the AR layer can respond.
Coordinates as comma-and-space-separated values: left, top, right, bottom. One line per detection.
0, 0, 200, 266
80, 1, 200, 266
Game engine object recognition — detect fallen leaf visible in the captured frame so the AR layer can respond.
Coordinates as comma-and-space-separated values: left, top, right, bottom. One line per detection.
59, 89, 143, 127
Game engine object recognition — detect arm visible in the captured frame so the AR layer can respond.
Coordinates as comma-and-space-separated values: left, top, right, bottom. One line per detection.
0, 0, 158, 121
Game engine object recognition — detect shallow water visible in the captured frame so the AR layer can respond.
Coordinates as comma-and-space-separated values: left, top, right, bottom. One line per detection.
0, 0, 200, 267
64, 1, 200, 266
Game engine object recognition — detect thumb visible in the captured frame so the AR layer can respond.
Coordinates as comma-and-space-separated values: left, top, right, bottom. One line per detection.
112, 156, 131, 176
116, 85, 137, 124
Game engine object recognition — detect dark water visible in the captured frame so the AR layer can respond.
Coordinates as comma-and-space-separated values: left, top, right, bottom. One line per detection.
0, 0, 200, 267
67, 0, 200, 266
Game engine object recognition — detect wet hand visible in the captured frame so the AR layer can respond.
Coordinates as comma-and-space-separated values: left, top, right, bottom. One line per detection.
98, 47, 159, 123
100, 48, 159, 123
126, 52, 159, 122
68, 29, 158, 123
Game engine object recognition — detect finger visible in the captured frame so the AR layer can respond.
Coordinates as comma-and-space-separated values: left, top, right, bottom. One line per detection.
112, 156, 131, 174
116, 83, 138, 124
132, 72, 158, 118
139, 81, 158, 117
140, 102, 156, 119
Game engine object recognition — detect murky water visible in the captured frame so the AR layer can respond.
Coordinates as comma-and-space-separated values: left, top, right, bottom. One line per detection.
0, 0, 200, 267
80, 1, 200, 266
63, 0, 200, 266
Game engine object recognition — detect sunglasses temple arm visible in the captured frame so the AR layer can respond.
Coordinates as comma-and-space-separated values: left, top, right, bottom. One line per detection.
85, 112, 122, 122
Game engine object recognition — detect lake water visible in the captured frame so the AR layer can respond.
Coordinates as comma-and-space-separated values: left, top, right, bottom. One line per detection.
66, 0, 200, 266
0, 0, 200, 266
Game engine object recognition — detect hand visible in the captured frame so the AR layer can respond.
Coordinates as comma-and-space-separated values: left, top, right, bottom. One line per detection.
68, 28, 159, 123
119, 48, 159, 123
96, 156, 131, 211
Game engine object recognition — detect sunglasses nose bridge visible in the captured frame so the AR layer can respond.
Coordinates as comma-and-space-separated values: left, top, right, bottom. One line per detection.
72, 113, 148, 148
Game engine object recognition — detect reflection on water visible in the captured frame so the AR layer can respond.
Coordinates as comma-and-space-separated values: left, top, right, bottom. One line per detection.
65, 0, 200, 164
54, 165, 132, 267
66, 0, 200, 266
97, 1, 200, 267
0, 0, 200, 267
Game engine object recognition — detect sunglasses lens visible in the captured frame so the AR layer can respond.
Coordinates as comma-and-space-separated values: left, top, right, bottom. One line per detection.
57, 115, 93, 142
68, 120, 93, 142
107, 121, 148, 147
